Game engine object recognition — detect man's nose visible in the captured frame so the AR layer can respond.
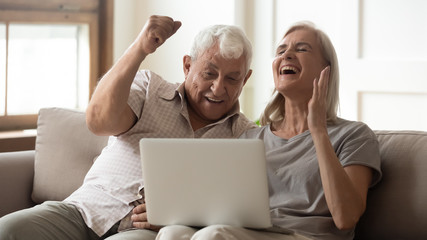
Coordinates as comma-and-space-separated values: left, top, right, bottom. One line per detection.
211, 78, 226, 96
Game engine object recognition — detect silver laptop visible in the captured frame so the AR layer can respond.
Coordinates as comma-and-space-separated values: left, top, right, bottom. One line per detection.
139, 138, 272, 229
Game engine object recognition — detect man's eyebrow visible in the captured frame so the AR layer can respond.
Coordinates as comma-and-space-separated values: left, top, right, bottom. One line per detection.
207, 62, 219, 70
228, 71, 242, 77
207, 62, 242, 76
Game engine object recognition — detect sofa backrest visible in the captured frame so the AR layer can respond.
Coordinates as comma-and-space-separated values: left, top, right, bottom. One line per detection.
32, 108, 427, 238
355, 130, 427, 239
32, 108, 109, 203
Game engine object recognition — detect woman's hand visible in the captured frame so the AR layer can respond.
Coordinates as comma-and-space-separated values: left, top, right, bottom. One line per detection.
307, 66, 330, 134
131, 203, 162, 232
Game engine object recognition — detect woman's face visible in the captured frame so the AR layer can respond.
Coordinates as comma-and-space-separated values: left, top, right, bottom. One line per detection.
272, 29, 328, 100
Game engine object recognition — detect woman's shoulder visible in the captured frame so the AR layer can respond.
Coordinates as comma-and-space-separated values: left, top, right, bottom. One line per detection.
329, 118, 377, 141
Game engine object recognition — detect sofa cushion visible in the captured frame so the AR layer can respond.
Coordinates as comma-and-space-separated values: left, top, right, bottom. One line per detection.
32, 108, 109, 203
355, 130, 427, 239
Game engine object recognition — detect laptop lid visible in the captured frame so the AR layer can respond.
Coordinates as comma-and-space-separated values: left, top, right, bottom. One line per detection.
139, 138, 272, 229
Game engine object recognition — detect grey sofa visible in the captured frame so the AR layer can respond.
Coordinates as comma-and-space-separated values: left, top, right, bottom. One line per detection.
0, 107, 426, 239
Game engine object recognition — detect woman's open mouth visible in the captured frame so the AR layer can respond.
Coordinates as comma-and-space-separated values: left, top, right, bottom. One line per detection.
280, 65, 300, 75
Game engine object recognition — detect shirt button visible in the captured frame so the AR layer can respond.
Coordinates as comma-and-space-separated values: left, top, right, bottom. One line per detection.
137, 193, 143, 199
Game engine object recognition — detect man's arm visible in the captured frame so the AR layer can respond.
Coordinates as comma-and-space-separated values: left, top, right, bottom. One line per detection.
86, 15, 181, 136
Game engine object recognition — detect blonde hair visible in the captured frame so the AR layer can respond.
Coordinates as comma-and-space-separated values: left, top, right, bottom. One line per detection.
260, 22, 340, 126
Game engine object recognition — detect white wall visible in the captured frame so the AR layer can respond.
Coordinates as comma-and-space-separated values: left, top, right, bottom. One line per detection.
114, 0, 427, 130
113, 0, 139, 64
114, 0, 235, 82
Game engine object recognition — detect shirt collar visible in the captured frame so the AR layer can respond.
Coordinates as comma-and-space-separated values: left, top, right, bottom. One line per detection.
159, 81, 242, 124
158, 81, 183, 101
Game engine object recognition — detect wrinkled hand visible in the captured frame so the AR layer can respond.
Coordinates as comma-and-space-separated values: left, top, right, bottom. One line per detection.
137, 15, 182, 55
307, 66, 330, 134
131, 203, 162, 232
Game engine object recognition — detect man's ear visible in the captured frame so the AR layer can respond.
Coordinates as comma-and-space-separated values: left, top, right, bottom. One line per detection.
243, 69, 252, 86
183, 55, 192, 77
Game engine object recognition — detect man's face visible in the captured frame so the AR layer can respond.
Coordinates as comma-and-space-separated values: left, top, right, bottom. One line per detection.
183, 43, 251, 127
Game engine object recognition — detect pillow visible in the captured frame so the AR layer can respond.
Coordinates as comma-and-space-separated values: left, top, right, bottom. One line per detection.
32, 108, 109, 203
355, 130, 427, 239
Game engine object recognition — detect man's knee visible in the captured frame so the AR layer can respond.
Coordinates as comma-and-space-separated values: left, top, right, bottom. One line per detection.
0, 209, 39, 239
0, 202, 88, 240
157, 225, 197, 240
105, 229, 157, 240
191, 225, 234, 240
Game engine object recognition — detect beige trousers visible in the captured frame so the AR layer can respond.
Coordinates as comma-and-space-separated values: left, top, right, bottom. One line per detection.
0, 201, 157, 240
156, 225, 312, 240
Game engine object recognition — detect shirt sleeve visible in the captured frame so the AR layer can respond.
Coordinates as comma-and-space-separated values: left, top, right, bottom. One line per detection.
127, 70, 151, 119
337, 123, 382, 187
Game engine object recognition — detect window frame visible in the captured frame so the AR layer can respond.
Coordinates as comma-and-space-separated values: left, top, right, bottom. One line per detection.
0, 0, 112, 132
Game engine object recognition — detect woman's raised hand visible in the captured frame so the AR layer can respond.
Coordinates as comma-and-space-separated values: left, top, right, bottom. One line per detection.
308, 66, 330, 134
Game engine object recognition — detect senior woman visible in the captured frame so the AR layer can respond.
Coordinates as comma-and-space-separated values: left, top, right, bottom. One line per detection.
155, 22, 382, 240
239, 21, 382, 239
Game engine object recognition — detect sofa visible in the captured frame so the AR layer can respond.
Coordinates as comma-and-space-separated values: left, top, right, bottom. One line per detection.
0, 107, 426, 239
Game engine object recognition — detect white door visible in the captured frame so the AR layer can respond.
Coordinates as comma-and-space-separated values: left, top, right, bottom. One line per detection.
247, 0, 427, 131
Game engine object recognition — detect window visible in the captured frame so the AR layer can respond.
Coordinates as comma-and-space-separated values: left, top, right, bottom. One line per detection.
0, 24, 5, 116
4, 23, 89, 115
0, 0, 112, 132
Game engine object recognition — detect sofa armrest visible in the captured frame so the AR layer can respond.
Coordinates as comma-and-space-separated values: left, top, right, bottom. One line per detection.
0, 150, 36, 217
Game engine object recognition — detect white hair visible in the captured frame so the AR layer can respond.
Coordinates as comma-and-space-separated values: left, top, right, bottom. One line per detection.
189, 25, 252, 73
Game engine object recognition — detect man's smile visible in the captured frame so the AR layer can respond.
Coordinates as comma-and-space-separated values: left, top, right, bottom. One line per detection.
205, 96, 224, 103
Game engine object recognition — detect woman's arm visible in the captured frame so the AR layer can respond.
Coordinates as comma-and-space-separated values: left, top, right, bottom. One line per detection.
311, 131, 372, 230
308, 66, 372, 229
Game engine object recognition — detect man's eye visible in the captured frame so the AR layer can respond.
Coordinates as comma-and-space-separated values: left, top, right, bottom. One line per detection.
203, 72, 215, 78
297, 48, 308, 52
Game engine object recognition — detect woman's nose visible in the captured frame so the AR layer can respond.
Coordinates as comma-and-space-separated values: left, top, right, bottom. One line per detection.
283, 49, 295, 60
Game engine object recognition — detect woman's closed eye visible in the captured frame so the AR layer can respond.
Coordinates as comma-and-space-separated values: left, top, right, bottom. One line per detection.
276, 49, 287, 57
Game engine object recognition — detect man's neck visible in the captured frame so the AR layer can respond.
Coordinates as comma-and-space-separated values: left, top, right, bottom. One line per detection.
186, 104, 212, 131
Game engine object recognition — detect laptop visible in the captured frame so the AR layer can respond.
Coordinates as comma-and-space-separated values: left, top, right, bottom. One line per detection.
139, 138, 272, 229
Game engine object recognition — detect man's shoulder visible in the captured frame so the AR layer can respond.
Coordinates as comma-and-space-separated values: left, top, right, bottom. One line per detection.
239, 124, 267, 139
136, 70, 166, 85
232, 113, 258, 137
137, 70, 180, 95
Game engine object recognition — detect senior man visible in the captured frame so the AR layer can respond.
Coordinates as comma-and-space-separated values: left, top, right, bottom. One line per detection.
0, 15, 256, 240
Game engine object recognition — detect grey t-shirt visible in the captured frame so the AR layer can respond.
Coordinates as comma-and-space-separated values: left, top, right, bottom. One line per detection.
240, 118, 382, 240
